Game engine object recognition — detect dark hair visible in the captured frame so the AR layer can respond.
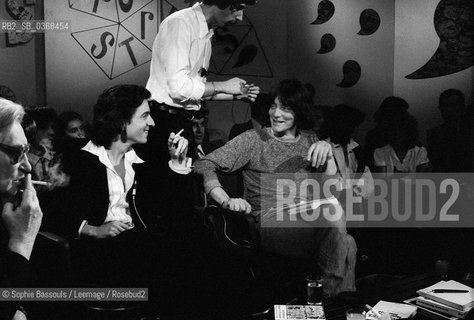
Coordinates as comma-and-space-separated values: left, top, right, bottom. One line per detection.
91, 85, 151, 148
373, 96, 409, 123
24, 106, 57, 131
439, 88, 465, 112
438, 89, 465, 121
321, 104, 365, 146
250, 93, 272, 127
271, 79, 314, 130
22, 115, 38, 146
439, 88, 465, 105
304, 83, 316, 99
202, 0, 256, 9
54, 111, 84, 140
194, 106, 210, 121
22, 107, 57, 148
380, 112, 419, 148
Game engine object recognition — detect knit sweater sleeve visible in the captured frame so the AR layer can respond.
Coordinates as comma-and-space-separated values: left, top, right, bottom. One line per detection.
194, 130, 257, 195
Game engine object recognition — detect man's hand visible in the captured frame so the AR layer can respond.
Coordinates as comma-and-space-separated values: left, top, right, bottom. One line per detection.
222, 198, 252, 214
235, 84, 260, 102
89, 221, 132, 239
307, 141, 333, 168
216, 77, 247, 95
2, 174, 43, 260
168, 132, 189, 167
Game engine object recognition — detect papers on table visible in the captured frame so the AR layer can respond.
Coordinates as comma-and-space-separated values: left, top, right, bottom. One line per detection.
366, 300, 417, 320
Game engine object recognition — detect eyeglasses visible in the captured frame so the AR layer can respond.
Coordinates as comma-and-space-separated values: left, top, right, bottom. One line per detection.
0, 143, 30, 164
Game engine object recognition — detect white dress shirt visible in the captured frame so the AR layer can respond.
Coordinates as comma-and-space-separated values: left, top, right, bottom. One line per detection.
146, 2, 213, 110
78, 142, 144, 236
374, 145, 429, 173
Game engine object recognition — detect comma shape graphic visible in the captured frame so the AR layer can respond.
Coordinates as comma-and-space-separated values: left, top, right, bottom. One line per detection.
311, 0, 335, 25
406, 0, 474, 79
233, 45, 258, 68
357, 9, 380, 35
317, 33, 336, 53
209, 15, 273, 78
337, 60, 361, 88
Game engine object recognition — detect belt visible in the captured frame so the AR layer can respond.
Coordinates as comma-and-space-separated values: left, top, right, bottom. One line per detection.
155, 102, 197, 120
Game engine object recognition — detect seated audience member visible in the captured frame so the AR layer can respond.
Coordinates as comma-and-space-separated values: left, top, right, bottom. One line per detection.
308, 105, 329, 138
427, 90, 474, 275
191, 108, 226, 214
0, 98, 43, 320
372, 112, 435, 275
54, 111, 86, 141
23, 107, 69, 190
228, 93, 272, 140
373, 112, 430, 174
364, 96, 409, 170
195, 79, 357, 297
319, 105, 377, 274
300, 84, 329, 138
191, 108, 225, 161
61, 85, 191, 283
320, 104, 371, 198
52, 111, 89, 175
427, 88, 472, 172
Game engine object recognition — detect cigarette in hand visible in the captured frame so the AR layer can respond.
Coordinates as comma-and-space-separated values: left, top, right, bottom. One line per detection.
173, 129, 185, 148
175, 129, 184, 137
31, 180, 51, 187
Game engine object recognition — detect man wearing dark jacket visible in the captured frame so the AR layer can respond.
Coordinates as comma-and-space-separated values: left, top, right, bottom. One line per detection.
0, 98, 43, 320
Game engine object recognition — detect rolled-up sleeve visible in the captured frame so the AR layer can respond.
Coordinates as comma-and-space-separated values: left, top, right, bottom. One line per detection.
159, 18, 205, 102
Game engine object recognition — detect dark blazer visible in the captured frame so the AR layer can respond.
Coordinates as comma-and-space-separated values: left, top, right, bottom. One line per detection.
61, 149, 194, 238
0, 246, 37, 320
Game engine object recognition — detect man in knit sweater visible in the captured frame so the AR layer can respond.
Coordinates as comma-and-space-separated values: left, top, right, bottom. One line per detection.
195, 79, 357, 297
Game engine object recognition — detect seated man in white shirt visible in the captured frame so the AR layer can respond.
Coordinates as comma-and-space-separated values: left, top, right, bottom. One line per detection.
63, 85, 191, 288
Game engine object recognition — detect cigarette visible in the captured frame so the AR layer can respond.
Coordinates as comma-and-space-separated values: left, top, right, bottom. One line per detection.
31, 180, 50, 186
365, 304, 381, 318
175, 129, 184, 137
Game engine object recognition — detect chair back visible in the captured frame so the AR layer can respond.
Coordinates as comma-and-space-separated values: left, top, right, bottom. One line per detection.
31, 231, 73, 287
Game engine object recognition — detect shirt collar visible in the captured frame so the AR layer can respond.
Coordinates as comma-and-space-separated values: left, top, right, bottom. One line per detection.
82, 141, 144, 170
193, 2, 213, 39
197, 144, 205, 155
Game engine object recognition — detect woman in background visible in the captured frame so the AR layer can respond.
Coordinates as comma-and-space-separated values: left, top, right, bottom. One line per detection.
54, 111, 86, 140
373, 112, 430, 174
23, 107, 69, 189
364, 96, 409, 171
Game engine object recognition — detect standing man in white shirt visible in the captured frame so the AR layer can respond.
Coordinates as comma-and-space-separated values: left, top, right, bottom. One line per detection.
142, 0, 260, 166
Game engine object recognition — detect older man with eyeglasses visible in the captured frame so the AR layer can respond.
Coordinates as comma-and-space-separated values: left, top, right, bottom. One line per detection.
0, 98, 43, 320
